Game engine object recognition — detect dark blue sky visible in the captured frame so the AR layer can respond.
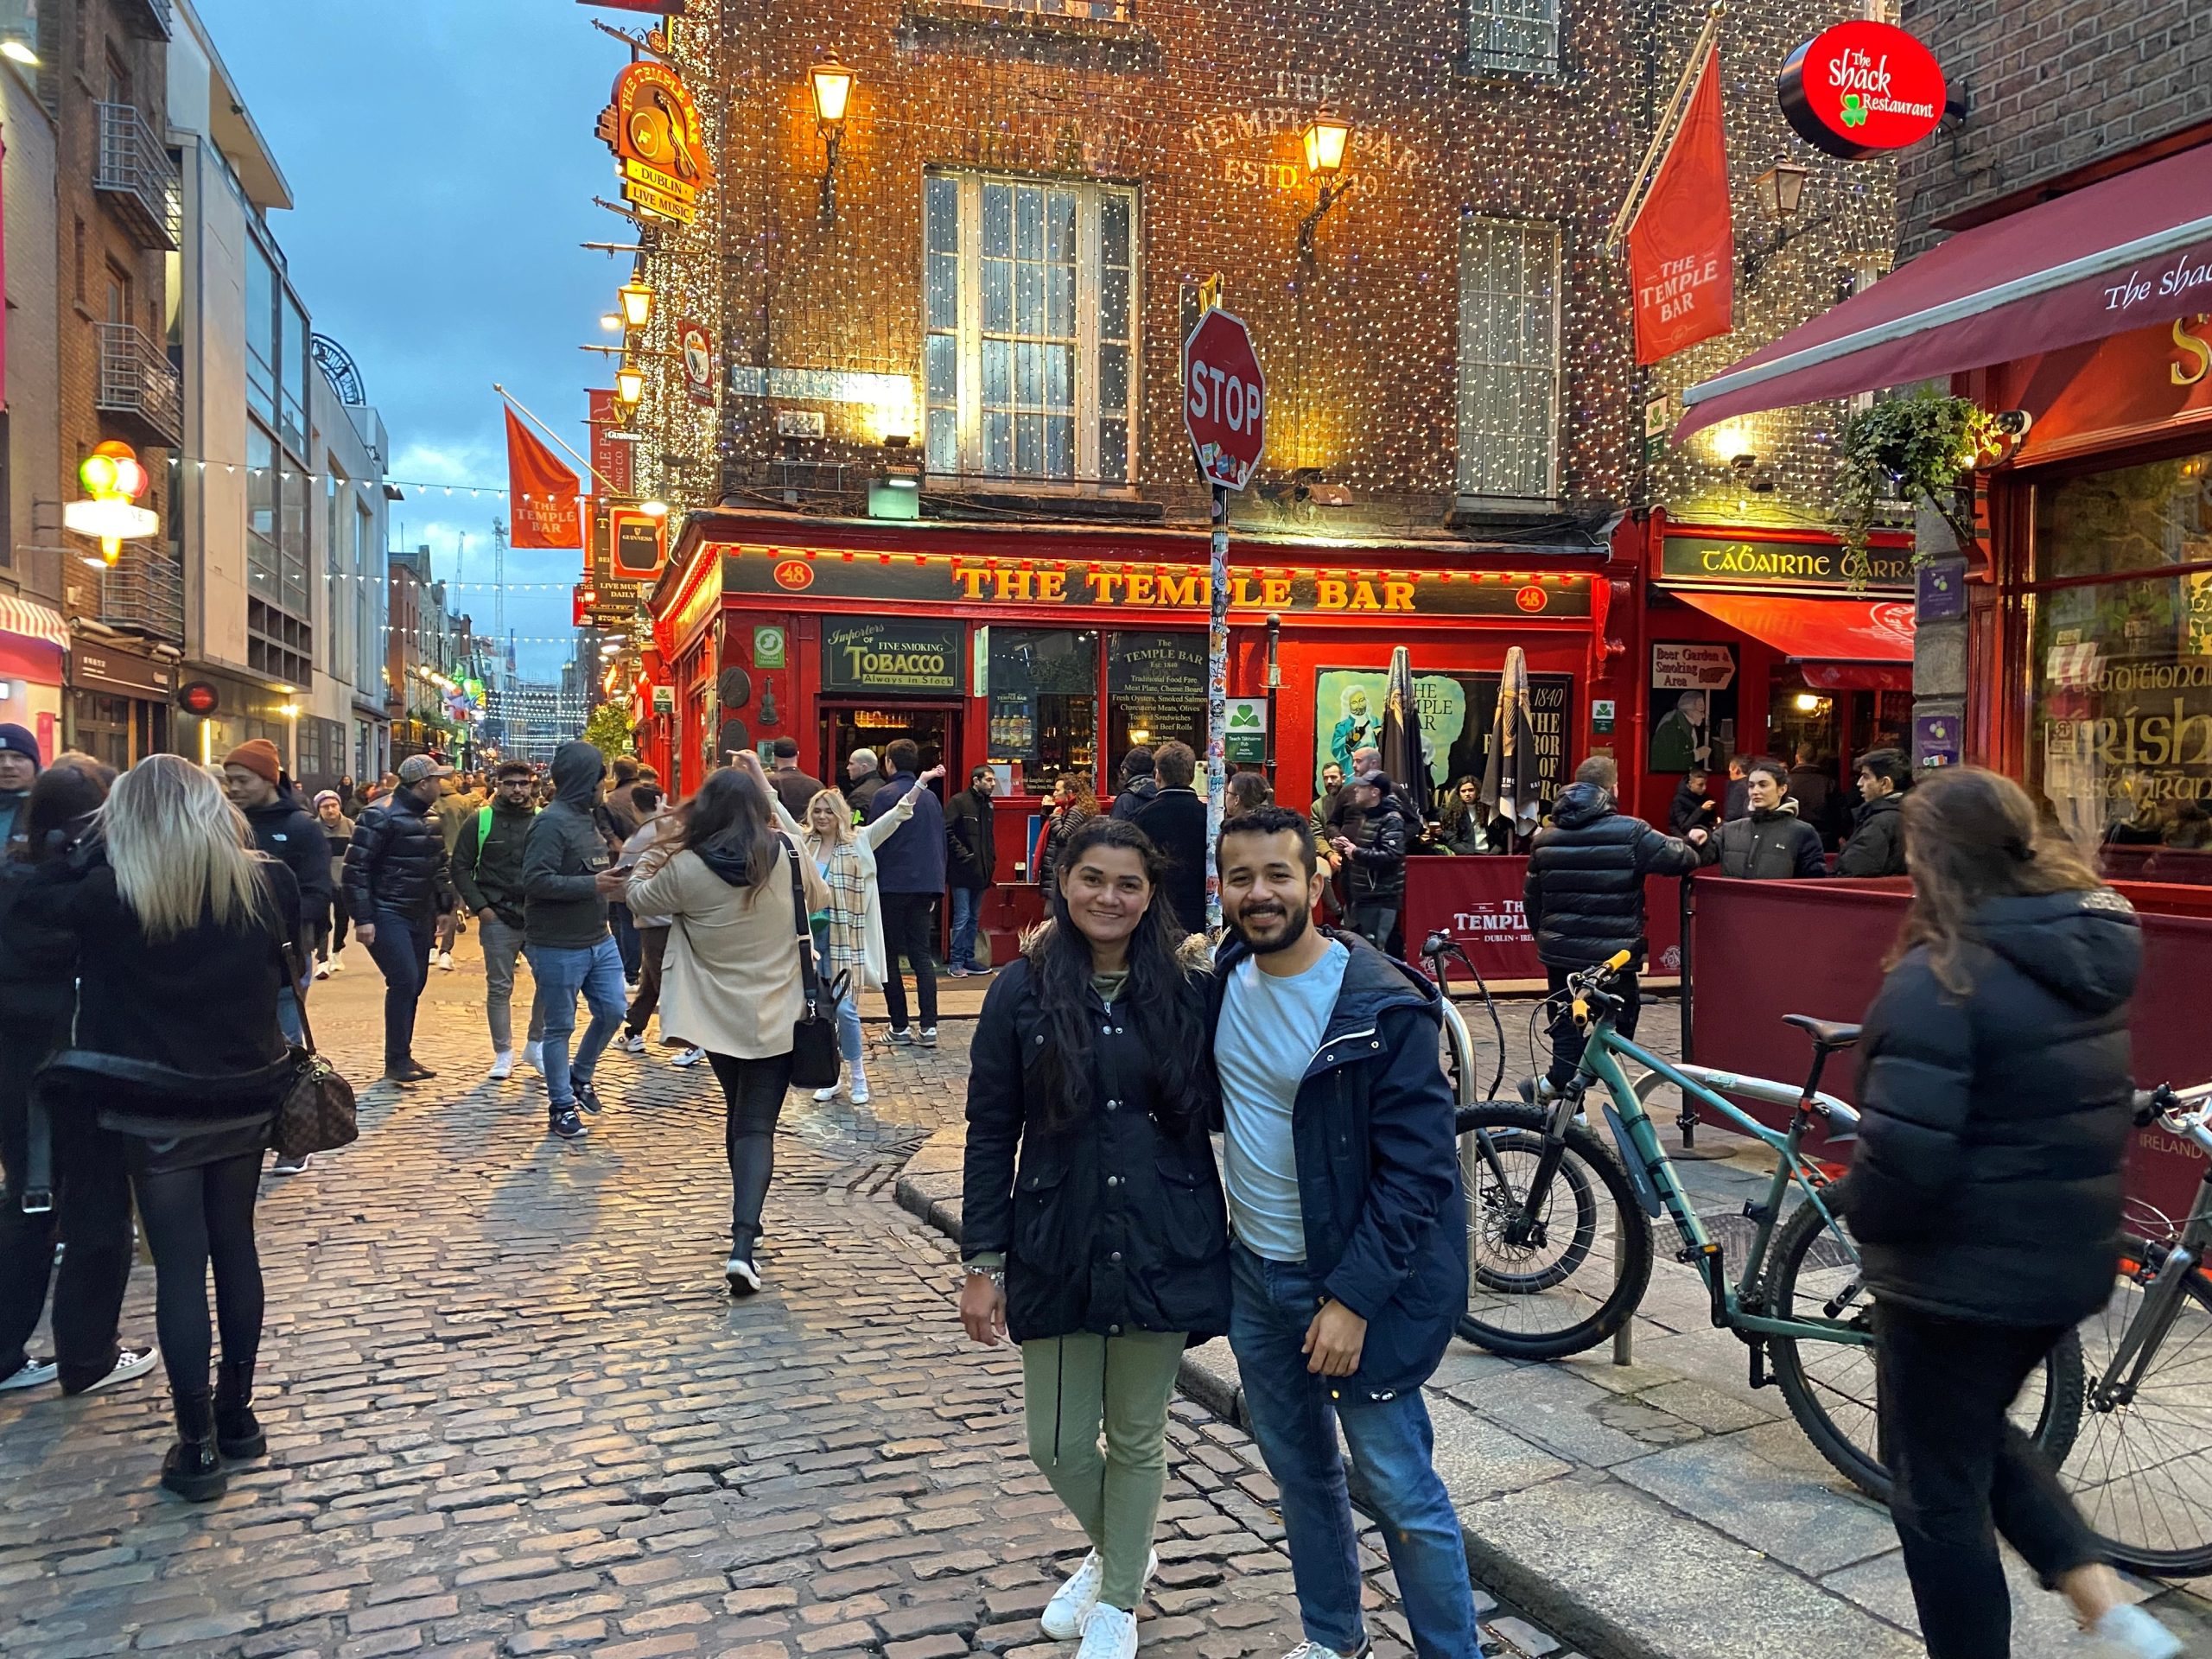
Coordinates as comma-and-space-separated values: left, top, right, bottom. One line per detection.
195, 0, 630, 680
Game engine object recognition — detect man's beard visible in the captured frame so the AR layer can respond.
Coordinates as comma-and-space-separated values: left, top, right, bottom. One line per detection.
1231, 899, 1311, 956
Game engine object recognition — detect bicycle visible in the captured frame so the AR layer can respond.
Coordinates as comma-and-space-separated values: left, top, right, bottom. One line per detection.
1437, 947, 2083, 1497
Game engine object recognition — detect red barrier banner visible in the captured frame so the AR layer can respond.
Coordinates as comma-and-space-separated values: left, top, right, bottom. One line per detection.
1399, 856, 1685, 987
1687, 874, 2212, 1215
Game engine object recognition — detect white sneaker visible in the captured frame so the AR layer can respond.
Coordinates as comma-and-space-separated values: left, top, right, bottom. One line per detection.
1279, 1643, 1368, 1659
524, 1041, 544, 1074
328, 957, 344, 975
2094, 1605, 2184, 1659
814, 1085, 839, 1102
312, 961, 331, 981
76, 1346, 158, 1395
1076, 1603, 1136, 1659
488, 1051, 515, 1081
0, 1357, 56, 1391
436, 950, 455, 972
724, 1255, 762, 1295
1042, 1550, 1155, 1642
850, 1075, 872, 1107
617, 1033, 646, 1055
671, 1046, 707, 1068
270, 1152, 310, 1175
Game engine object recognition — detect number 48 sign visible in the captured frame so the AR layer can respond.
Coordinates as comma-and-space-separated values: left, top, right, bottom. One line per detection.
1184, 308, 1267, 492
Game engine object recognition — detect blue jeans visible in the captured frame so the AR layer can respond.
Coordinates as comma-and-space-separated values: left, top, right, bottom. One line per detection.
834, 986, 862, 1065
949, 886, 983, 971
609, 904, 641, 982
365, 910, 430, 1072
526, 936, 626, 1110
277, 985, 304, 1046
1229, 1243, 1481, 1659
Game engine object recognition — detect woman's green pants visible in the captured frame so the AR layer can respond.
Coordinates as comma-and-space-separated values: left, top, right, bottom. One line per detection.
1021, 1330, 1188, 1611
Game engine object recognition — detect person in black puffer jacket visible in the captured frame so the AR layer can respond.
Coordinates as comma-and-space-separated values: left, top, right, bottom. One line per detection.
1835, 748, 1910, 878
1842, 767, 2178, 1659
0, 760, 146, 1399
1523, 758, 1700, 1090
1694, 757, 1825, 878
1327, 770, 1408, 953
960, 817, 1226, 1650
344, 753, 458, 1083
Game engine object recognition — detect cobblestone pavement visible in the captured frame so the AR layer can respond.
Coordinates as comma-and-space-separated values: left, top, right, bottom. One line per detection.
0, 941, 1556, 1659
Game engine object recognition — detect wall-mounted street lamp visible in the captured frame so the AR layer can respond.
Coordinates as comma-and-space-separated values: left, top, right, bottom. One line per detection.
811, 58, 854, 222
1742, 160, 1828, 287
617, 278, 655, 331
1297, 110, 1352, 257
615, 361, 645, 407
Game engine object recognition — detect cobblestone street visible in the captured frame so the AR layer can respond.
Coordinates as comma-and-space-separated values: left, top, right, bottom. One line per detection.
0, 943, 1542, 1659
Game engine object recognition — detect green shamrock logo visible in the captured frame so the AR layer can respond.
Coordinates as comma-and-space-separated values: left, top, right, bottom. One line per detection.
1840, 93, 1869, 128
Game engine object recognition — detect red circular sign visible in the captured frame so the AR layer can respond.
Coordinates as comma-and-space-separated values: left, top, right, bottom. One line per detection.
1515, 586, 1548, 613
1183, 308, 1267, 492
177, 680, 219, 716
772, 559, 815, 591
1779, 22, 1946, 161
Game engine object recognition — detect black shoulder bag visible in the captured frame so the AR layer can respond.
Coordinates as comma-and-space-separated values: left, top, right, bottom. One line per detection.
784, 836, 845, 1090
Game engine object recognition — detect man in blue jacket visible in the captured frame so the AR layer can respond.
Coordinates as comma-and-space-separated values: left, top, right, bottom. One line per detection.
867, 739, 946, 1047
1211, 804, 1478, 1659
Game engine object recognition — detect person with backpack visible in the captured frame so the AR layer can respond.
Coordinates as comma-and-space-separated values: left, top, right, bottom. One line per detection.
452, 760, 548, 1081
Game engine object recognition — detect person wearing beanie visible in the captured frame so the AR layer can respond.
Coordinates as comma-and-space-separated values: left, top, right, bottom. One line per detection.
221, 741, 330, 1082
0, 723, 39, 859
310, 791, 357, 979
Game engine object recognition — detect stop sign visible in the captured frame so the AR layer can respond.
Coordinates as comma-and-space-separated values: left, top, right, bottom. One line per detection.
1183, 308, 1266, 492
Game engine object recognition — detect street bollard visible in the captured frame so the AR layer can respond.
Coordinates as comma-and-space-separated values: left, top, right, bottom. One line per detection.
1611, 1205, 1634, 1367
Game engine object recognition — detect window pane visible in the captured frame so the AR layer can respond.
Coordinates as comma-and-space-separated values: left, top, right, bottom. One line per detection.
1099, 419, 1128, 485
1046, 416, 1072, 480
985, 411, 1011, 474
2034, 451, 2212, 582
927, 409, 958, 474
1101, 267, 1129, 341
1044, 344, 1071, 410
1015, 412, 1043, 476
925, 175, 958, 253
926, 333, 957, 404
983, 337, 1011, 405
927, 251, 959, 331
1015, 261, 1044, 335
982, 257, 1012, 332
1457, 217, 1559, 499
1100, 343, 1128, 410
982, 184, 1012, 256
1048, 190, 1076, 263
1101, 194, 1130, 266
1468, 0, 1560, 74
1014, 187, 1043, 261
1014, 340, 1039, 405
1047, 263, 1073, 337
987, 627, 1098, 784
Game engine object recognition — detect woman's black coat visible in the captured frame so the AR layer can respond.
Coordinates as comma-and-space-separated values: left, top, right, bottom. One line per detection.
962, 953, 1230, 1344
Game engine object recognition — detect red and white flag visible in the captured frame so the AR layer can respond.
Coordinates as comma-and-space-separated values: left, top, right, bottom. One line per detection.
505, 407, 582, 549
1627, 48, 1734, 365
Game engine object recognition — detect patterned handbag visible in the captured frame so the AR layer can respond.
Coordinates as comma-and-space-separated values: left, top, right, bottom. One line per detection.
273, 939, 359, 1159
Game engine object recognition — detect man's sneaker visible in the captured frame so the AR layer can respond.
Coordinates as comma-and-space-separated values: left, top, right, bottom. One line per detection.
270, 1152, 310, 1175
397, 1061, 438, 1083
1076, 1604, 1137, 1659
671, 1046, 706, 1068
436, 950, 455, 972
312, 960, 332, 981
617, 1033, 646, 1055
378, 1071, 417, 1090
725, 1255, 762, 1296
575, 1080, 604, 1116
550, 1108, 587, 1141
72, 1346, 158, 1395
523, 1040, 544, 1074
0, 1357, 56, 1392
1279, 1643, 1370, 1659
889, 1028, 916, 1046
488, 1050, 515, 1081
2093, 1605, 2184, 1659
918, 1027, 939, 1048
327, 957, 344, 975
1041, 1549, 1154, 1641
948, 964, 969, 978
813, 1084, 840, 1103
850, 1075, 872, 1107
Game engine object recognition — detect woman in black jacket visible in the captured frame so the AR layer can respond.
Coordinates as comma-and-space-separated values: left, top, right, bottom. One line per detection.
1847, 767, 2177, 1659
960, 817, 1227, 1659
32, 755, 300, 1502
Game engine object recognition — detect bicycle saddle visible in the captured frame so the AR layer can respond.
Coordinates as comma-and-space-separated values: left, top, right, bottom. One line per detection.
1783, 1014, 1862, 1052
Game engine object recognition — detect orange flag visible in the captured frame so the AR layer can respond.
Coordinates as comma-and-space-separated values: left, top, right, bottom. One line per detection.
505, 406, 582, 549
1627, 48, 1735, 365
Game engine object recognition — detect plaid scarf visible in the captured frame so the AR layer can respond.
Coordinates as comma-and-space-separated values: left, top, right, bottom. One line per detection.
807, 836, 874, 977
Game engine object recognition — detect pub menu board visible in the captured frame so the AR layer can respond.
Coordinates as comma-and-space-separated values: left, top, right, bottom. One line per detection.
820, 620, 963, 695
984, 627, 1098, 778
1314, 666, 1572, 809
1107, 632, 1207, 759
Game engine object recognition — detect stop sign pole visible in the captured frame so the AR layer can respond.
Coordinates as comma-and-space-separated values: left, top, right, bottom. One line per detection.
1183, 301, 1265, 934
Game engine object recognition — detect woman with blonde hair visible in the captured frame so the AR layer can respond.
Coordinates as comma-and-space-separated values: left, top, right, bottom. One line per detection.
767, 765, 944, 1107
1846, 766, 2178, 1659
626, 753, 830, 1296
29, 754, 301, 1501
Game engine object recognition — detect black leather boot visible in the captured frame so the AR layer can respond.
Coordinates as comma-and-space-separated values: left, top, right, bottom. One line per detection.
160, 1389, 226, 1502
213, 1358, 265, 1460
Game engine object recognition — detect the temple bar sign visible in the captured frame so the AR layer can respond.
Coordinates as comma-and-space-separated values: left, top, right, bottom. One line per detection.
1660, 533, 1910, 591
718, 546, 1592, 620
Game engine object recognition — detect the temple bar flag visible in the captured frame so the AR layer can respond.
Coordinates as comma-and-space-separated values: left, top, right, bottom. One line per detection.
1627, 48, 1735, 365
505, 407, 582, 549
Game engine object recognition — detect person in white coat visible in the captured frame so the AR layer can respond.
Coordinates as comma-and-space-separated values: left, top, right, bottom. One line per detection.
772, 764, 944, 1106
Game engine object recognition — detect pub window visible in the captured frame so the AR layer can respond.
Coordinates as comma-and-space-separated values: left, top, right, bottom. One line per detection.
2025, 447, 2212, 880
1455, 215, 1561, 503
1105, 632, 1207, 768
924, 171, 1139, 486
1466, 0, 1560, 77
985, 626, 1098, 788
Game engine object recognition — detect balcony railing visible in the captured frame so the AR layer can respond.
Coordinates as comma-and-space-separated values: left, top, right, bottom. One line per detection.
117, 0, 173, 40
95, 321, 184, 449
94, 102, 181, 249
100, 545, 186, 645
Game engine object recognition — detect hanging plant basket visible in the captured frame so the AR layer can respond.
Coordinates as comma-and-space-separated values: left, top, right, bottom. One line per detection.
1835, 387, 2005, 581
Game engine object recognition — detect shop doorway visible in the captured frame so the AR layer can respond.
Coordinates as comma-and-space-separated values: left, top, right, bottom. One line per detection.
822, 703, 960, 798
1768, 672, 1913, 844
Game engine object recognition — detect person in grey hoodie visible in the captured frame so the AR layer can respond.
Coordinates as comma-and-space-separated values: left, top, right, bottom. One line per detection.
524, 741, 629, 1140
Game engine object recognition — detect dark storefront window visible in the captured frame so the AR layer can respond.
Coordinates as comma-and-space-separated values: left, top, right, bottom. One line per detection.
985, 626, 1096, 790
1105, 632, 1206, 766
2025, 448, 2212, 880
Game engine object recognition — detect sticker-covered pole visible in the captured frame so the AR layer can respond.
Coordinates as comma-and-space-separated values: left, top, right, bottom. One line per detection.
1205, 480, 1229, 936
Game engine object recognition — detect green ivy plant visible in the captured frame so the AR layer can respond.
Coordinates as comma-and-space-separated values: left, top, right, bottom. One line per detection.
581, 701, 636, 760
1835, 387, 2005, 583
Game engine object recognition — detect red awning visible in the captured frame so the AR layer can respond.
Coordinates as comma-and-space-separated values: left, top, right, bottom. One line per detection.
1677, 591, 1916, 663
1678, 143, 2212, 439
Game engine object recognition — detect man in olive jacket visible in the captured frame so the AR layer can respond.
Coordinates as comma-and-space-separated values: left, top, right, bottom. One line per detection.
524, 741, 629, 1138
452, 760, 546, 1078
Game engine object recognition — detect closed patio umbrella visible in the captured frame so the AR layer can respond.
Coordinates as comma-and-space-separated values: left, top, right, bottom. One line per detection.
1378, 645, 1432, 825
1479, 645, 1541, 847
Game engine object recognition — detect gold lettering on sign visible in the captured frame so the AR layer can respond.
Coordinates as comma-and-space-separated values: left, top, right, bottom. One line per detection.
2172, 315, 2212, 387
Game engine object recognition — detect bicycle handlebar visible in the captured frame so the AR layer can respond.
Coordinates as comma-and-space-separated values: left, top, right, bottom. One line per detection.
2136, 1082, 2212, 1145
1567, 950, 1635, 1022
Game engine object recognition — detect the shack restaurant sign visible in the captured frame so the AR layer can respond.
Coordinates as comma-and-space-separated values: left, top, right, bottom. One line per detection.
1779, 21, 1946, 160
712, 544, 1591, 619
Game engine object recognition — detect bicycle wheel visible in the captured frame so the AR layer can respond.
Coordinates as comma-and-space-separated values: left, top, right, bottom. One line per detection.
2063, 1236, 2212, 1576
1761, 1193, 2082, 1502
1453, 1102, 1652, 1360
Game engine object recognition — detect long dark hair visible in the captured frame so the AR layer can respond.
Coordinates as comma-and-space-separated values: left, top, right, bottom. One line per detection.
1890, 766, 2106, 996
1028, 817, 1207, 1133
15, 760, 113, 864
671, 766, 779, 886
